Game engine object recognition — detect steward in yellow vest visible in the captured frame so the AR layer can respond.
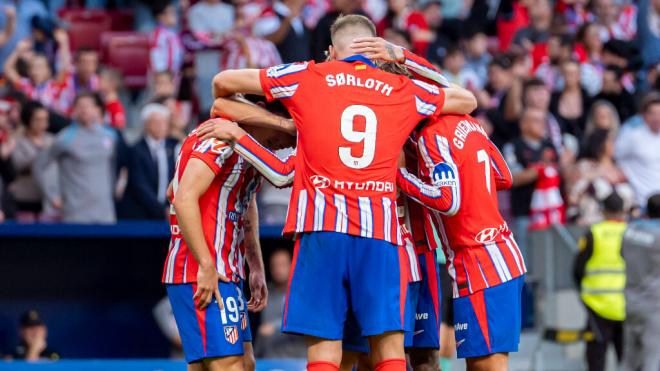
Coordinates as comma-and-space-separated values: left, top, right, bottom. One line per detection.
573, 192, 627, 371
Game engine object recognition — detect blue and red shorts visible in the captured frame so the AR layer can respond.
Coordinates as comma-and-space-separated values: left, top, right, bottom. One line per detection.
453, 275, 525, 358
283, 231, 409, 339
343, 250, 441, 352
166, 279, 251, 363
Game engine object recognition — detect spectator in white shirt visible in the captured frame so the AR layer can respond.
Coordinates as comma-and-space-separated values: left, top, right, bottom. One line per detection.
187, 0, 235, 37
615, 91, 660, 206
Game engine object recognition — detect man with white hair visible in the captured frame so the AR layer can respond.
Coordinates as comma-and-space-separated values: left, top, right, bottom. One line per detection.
121, 103, 178, 220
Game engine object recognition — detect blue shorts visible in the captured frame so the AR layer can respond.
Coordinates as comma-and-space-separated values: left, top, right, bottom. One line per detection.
166, 280, 251, 363
405, 251, 441, 349
283, 232, 408, 339
453, 275, 525, 358
342, 250, 441, 352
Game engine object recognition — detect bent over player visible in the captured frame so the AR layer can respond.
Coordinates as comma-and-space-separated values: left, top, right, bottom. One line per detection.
210, 14, 476, 371
162, 119, 289, 371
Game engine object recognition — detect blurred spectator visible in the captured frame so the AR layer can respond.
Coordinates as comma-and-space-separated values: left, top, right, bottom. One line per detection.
60, 48, 100, 111
0, 100, 16, 222
0, 5, 15, 48
615, 92, 660, 206
33, 92, 117, 224
637, 0, 660, 69
9, 101, 58, 221
150, 4, 183, 74
463, 29, 490, 89
253, 0, 312, 63
503, 108, 560, 255
621, 193, 660, 371
152, 95, 191, 142
151, 70, 177, 99
10, 310, 59, 361
549, 60, 592, 139
583, 100, 620, 141
512, 0, 552, 51
3, 31, 72, 115
311, 0, 364, 62
187, 0, 234, 38
30, 15, 59, 69
565, 129, 635, 225
577, 22, 604, 64
595, 66, 636, 121
98, 68, 126, 130
153, 296, 183, 359
590, 0, 637, 42
120, 104, 177, 220
442, 46, 480, 90
573, 191, 627, 371
255, 248, 306, 358
377, 0, 434, 55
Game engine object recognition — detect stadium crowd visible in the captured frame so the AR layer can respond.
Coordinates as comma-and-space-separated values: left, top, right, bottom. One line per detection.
0, 0, 659, 368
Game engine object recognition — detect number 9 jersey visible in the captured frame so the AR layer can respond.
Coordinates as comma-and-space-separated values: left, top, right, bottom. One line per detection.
258, 56, 446, 244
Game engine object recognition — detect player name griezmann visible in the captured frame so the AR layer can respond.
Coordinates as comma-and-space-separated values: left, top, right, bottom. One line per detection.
325, 73, 393, 96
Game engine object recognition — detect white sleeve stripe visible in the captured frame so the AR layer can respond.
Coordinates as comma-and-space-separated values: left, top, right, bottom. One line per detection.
234, 143, 294, 187
412, 79, 440, 95
404, 58, 450, 87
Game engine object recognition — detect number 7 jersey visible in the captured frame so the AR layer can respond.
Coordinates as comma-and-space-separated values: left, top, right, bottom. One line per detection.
257, 56, 446, 244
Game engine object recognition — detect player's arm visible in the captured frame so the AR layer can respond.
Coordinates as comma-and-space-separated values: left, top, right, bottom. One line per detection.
209, 96, 296, 136
196, 121, 295, 187
416, 131, 462, 216
244, 195, 268, 312
397, 168, 456, 213
173, 159, 228, 311
438, 87, 477, 114
212, 69, 264, 98
487, 140, 513, 190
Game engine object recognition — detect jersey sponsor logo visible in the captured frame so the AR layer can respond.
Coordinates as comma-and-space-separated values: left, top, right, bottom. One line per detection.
224, 325, 239, 345
266, 62, 308, 78
228, 211, 240, 222
455, 323, 468, 331
170, 224, 181, 235
415, 312, 429, 320
475, 227, 499, 244
334, 179, 395, 192
474, 223, 510, 244
432, 162, 457, 187
310, 175, 331, 189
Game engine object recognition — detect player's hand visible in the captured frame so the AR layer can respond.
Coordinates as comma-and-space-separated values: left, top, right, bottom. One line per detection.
197, 119, 246, 142
247, 270, 268, 312
194, 264, 229, 310
349, 37, 405, 63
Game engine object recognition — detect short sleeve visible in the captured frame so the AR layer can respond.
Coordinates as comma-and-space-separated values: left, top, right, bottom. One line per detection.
259, 61, 310, 102
190, 138, 234, 175
410, 78, 446, 120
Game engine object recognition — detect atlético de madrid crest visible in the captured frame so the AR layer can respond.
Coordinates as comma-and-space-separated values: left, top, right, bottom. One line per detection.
224, 325, 238, 345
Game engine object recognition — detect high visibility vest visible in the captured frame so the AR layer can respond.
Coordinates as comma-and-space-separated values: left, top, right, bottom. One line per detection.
580, 220, 627, 321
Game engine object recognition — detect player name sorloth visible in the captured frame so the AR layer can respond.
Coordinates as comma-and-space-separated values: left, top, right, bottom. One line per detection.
325, 73, 394, 96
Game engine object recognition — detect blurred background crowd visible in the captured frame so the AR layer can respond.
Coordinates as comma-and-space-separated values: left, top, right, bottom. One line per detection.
0, 0, 658, 367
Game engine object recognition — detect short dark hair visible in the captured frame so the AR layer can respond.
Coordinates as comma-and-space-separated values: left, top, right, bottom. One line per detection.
75, 47, 98, 60
582, 128, 610, 160
20, 100, 47, 128
603, 191, 625, 214
330, 14, 376, 44
647, 194, 660, 219
641, 91, 660, 114
523, 78, 547, 98
73, 92, 105, 115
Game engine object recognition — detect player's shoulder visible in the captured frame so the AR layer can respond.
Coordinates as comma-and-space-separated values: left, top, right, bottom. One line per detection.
264, 60, 315, 79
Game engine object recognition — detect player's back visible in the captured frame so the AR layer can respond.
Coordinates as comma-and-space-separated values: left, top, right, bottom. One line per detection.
260, 56, 445, 243
163, 130, 261, 284
417, 114, 525, 296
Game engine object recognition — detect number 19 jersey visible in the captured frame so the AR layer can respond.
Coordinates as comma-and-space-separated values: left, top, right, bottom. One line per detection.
257, 55, 445, 244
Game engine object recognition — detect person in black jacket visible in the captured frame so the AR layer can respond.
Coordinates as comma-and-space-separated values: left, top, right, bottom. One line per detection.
120, 103, 178, 220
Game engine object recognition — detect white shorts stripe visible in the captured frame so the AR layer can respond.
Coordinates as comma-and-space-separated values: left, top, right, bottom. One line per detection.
296, 190, 308, 232
313, 190, 325, 231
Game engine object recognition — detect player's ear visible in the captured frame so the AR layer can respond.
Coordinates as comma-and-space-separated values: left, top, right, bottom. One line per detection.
328, 46, 337, 61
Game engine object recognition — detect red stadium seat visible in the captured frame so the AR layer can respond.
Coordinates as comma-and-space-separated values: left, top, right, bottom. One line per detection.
102, 32, 150, 89
60, 9, 112, 52
109, 9, 134, 31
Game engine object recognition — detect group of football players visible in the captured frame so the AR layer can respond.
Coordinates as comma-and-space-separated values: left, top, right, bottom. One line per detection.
161, 14, 526, 371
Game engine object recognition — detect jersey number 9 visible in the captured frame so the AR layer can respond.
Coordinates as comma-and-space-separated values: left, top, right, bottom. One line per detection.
339, 105, 377, 169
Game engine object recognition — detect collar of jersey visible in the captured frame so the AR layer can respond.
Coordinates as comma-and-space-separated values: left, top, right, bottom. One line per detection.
341, 55, 376, 68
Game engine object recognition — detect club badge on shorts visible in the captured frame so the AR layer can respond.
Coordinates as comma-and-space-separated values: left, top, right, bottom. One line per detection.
224, 325, 238, 345
240, 312, 248, 331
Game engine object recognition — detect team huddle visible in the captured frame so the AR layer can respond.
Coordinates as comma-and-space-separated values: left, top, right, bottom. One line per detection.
161, 15, 526, 371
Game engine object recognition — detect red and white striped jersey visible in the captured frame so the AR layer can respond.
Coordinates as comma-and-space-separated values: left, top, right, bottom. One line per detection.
409, 114, 526, 298
15, 77, 69, 114
162, 129, 262, 284
150, 25, 184, 73
258, 56, 446, 244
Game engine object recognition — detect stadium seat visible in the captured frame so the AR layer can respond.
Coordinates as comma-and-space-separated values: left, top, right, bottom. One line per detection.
59, 9, 112, 52
102, 32, 150, 89
109, 9, 134, 31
